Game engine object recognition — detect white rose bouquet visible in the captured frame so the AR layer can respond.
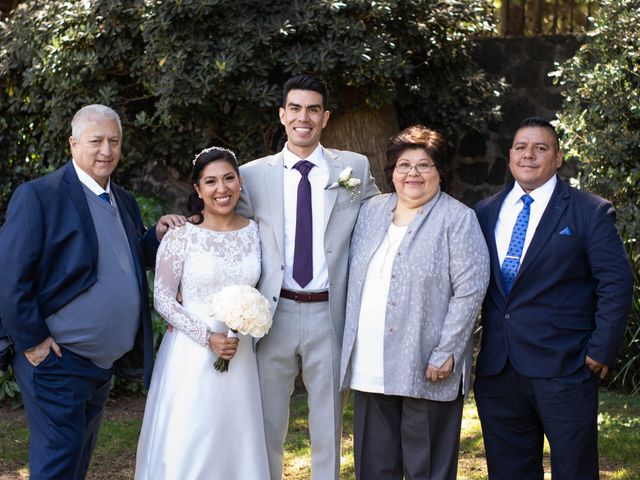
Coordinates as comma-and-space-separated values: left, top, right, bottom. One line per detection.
209, 285, 273, 372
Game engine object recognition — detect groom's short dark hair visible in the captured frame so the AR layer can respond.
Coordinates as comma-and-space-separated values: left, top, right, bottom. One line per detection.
282, 74, 329, 110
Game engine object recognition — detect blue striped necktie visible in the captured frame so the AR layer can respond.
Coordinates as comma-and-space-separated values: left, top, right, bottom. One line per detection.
501, 194, 534, 294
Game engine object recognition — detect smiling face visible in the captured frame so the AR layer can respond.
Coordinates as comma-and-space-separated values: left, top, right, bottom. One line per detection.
392, 148, 441, 209
509, 126, 563, 192
194, 160, 242, 220
279, 89, 330, 159
69, 115, 121, 189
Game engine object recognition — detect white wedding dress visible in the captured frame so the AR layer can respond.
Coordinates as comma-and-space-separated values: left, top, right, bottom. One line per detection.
135, 221, 269, 480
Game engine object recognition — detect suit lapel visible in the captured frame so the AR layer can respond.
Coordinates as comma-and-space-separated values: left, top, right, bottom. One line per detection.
323, 149, 343, 230
516, 178, 569, 282
62, 162, 99, 266
266, 153, 285, 258
111, 185, 145, 291
485, 187, 511, 298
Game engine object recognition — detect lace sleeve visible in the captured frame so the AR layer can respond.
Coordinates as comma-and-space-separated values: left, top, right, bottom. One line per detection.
153, 227, 210, 346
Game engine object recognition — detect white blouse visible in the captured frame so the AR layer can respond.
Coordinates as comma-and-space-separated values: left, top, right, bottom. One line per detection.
350, 222, 408, 393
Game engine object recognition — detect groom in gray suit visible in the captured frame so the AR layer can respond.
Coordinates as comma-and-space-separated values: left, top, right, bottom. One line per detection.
238, 74, 379, 479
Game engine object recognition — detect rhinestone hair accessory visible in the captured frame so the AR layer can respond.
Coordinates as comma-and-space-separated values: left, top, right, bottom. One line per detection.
193, 146, 237, 166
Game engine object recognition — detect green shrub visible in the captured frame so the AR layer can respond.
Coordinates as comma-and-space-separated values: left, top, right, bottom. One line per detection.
608, 241, 640, 394
0, 366, 21, 409
0, 0, 503, 222
553, 0, 640, 244
553, 0, 640, 392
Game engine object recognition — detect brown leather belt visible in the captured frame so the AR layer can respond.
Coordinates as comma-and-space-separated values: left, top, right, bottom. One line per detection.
280, 288, 329, 303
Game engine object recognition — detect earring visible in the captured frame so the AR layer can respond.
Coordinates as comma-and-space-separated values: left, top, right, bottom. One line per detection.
198, 195, 202, 199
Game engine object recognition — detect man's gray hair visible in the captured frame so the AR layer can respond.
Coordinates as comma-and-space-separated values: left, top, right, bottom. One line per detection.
71, 104, 122, 139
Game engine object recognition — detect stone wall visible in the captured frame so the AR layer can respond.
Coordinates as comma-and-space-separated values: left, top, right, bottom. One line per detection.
450, 35, 581, 205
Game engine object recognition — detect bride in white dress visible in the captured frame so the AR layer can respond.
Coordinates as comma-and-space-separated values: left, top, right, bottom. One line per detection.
135, 147, 269, 479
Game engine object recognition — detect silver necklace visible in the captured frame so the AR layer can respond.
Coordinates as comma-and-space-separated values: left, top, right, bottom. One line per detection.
379, 227, 406, 277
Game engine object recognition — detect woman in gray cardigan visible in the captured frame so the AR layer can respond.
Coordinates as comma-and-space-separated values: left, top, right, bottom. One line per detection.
340, 125, 490, 480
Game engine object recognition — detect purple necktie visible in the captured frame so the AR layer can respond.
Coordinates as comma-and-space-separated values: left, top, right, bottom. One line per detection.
293, 160, 314, 288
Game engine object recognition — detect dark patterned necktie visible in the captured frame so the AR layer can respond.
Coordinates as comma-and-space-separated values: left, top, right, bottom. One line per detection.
293, 160, 315, 288
501, 194, 534, 294
98, 192, 110, 204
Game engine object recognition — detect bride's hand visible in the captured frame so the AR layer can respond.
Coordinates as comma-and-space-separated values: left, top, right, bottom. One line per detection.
208, 333, 239, 360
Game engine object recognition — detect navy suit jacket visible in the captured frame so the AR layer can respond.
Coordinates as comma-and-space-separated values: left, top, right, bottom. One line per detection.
0, 161, 159, 388
474, 177, 633, 378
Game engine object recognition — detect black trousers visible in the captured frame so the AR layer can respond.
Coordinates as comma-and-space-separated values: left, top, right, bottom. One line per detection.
353, 390, 464, 480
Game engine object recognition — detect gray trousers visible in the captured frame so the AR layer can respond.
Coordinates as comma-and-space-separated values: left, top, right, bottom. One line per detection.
353, 390, 464, 480
257, 298, 343, 480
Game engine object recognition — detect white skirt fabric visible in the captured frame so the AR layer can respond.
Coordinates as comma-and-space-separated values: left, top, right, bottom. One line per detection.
135, 324, 269, 480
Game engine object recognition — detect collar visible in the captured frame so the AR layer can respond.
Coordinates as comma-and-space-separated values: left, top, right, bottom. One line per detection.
72, 159, 111, 196
507, 175, 557, 206
282, 143, 325, 170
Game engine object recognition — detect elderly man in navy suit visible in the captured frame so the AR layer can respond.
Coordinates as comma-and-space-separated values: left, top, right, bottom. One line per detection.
474, 117, 633, 480
0, 104, 185, 480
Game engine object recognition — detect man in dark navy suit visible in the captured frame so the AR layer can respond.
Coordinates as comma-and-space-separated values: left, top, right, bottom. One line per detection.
0, 104, 184, 479
474, 117, 633, 479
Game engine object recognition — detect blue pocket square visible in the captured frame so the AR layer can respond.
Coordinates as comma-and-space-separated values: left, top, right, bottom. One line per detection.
558, 226, 573, 236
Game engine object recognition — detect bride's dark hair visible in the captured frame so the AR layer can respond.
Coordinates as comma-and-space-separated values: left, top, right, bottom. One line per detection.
187, 147, 240, 225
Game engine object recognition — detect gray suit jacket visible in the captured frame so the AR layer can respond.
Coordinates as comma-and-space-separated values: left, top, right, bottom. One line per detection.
340, 192, 489, 401
237, 147, 379, 341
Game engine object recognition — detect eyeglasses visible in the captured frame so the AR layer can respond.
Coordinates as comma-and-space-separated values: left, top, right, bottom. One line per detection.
394, 162, 436, 174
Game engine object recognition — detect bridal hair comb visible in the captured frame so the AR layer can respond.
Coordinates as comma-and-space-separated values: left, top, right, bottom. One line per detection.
193, 146, 237, 166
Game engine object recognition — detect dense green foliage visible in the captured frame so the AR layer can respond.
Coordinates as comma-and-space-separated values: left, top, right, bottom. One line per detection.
553, 0, 640, 392
610, 244, 640, 394
0, 0, 502, 220
553, 0, 640, 243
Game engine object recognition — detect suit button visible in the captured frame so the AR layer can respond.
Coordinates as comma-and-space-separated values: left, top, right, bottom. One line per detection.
505, 313, 510, 320
273, 296, 277, 302
281, 265, 284, 271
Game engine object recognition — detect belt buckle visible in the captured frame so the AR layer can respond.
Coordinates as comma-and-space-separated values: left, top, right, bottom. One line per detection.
294, 291, 311, 303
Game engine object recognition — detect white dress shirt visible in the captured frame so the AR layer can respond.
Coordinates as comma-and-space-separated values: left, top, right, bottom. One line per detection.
72, 159, 112, 203
282, 143, 330, 291
495, 175, 557, 267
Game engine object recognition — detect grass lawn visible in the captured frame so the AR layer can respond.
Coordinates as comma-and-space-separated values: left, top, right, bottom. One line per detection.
1, 389, 639, 479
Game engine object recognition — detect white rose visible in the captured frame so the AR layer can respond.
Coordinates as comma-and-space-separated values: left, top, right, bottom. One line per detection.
209, 285, 273, 338
338, 167, 353, 182
227, 311, 245, 331
347, 177, 361, 187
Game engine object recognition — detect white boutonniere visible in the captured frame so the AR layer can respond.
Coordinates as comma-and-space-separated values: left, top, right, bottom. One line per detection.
328, 167, 361, 200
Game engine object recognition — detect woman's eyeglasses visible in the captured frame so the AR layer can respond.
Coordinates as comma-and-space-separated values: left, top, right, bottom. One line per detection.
394, 162, 436, 174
